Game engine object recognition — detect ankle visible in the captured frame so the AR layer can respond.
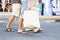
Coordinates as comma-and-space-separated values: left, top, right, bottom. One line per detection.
5, 26, 10, 29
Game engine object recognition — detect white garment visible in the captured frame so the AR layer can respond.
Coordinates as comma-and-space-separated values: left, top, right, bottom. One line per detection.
29, 0, 38, 8
12, 4, 21, 17
23, 8, 41, 29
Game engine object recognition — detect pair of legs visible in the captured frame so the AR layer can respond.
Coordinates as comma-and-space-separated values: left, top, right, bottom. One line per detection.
5, 15, 23, 32
4, 4, 27, 34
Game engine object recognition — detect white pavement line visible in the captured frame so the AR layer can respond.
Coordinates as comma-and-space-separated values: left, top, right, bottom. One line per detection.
0, 21, 7, 22
0, 20, 17, 23
46, 20, 55, 23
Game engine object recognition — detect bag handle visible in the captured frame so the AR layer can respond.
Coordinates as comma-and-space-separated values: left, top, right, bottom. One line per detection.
28, 7, 38, 11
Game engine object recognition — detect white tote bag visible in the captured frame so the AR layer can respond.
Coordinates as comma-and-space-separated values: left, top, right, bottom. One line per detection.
23, 8, 41, 29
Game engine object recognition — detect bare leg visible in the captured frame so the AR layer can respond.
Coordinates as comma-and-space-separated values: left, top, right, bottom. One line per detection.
18, 18, 23, 32
6, 15, 15, 29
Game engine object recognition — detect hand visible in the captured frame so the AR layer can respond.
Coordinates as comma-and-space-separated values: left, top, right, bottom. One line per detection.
28, 5, 32, 10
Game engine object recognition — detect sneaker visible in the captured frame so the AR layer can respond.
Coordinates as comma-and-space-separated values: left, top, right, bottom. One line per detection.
33, 28, 43, 33
25, 29, 31, 31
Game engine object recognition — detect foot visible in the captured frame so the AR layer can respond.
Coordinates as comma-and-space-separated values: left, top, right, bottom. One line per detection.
18, 29, 28, 34
4, 27, 14, 32
25, 29, 32, 31
33, 28, 43, 33
33, 28, 40, 33
18, 31, 27, 35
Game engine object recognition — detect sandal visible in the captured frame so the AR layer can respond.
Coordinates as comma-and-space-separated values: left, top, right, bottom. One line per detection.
18, 31, 28, 34
4, 27, 14, 32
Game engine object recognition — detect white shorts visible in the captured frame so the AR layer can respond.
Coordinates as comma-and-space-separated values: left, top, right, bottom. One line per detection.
12, 4, 20, 17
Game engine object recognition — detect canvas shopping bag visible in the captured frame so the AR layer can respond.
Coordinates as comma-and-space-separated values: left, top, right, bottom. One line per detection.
23, 8, 41, 30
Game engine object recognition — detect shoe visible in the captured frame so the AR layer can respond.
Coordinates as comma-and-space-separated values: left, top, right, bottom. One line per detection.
25, 29, 32, 31
33, 28, 40, 33
33, 28, 43, 33
18, 31, 28, 35
4, 27, 14, 32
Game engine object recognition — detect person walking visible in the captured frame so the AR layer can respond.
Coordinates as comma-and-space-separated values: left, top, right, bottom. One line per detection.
4, 0, 27, 34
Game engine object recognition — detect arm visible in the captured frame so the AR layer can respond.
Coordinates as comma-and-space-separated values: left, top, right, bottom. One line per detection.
27, 0, 32, 10
27, 0, 30, 5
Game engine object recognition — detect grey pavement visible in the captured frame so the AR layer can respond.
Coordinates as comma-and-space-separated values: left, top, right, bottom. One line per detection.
0, 14, 60, 40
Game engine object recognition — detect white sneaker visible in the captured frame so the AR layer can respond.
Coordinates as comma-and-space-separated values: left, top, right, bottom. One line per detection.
33, 28, 40, 33
25, 29, 31, 31
33, 28, 43, 33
